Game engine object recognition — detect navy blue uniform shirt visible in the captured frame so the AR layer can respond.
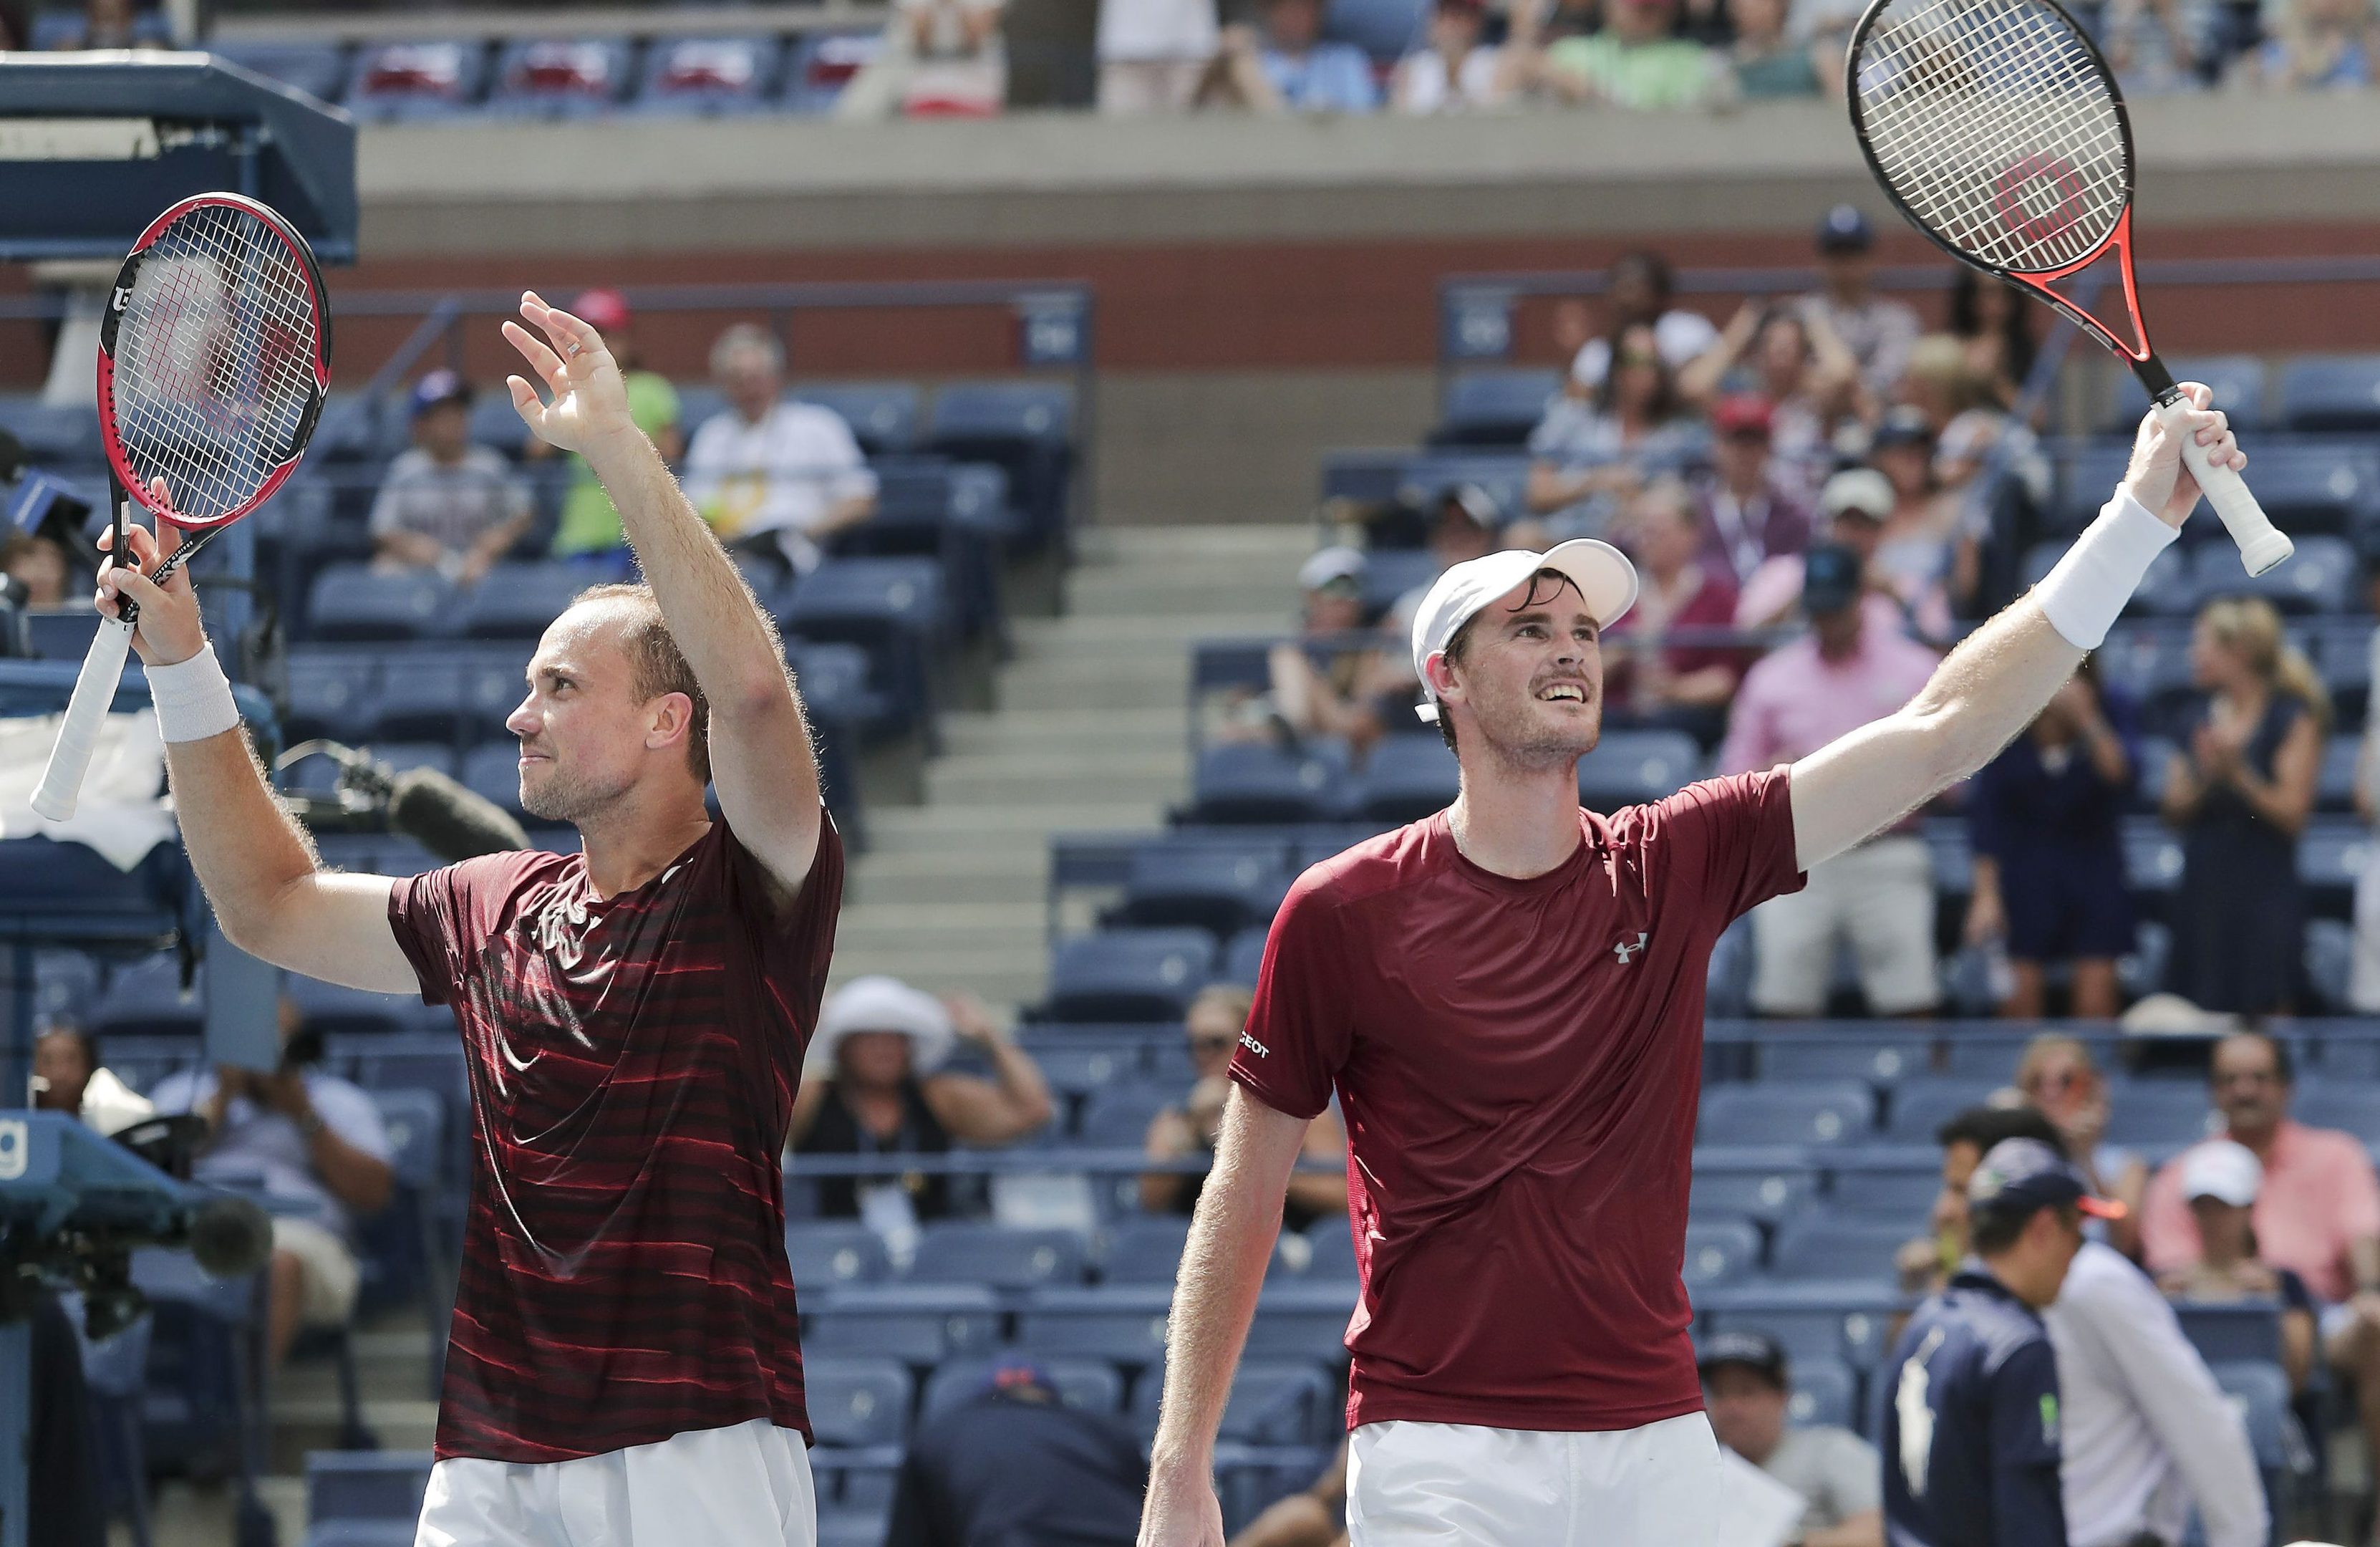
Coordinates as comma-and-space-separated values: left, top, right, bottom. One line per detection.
1880, 1266, 2067, 1547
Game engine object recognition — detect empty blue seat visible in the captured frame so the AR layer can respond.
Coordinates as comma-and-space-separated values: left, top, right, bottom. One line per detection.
92, 956, 203, 1038
1104, 1215, 1194, 1284
1017, 1285, 1173, 1364
344, 41, 490, 121
0, 394, 105, 466
1222, 927, 1269, 985
2192, 533, 2356, 615
1884, 1076, 1998, 1142
804, 1285, 1002, 1364
1580, 729, 1701, 808
1324, 0, 1429, 58
786, 1223, 892, 1288
632, 36, 784, 115
1355, 737, 1460, 824
2124, 819, 2187, 894
1216, 1361, 1335, 1445
1303, 1221, 1358, 1281
306, 564, 453, 642
2279, 355, 2380, 433
2320, 734, 2364, 811
910, 1223, 1089, 1291
2052, 439, 2140, 535
1683, 1219, 1763, 1290
2209, 1358, 2300, 1483
286, 976, 416, 1037
926, 382, 1075, 549
2301, 821, 2373, 916
1046, 930, 1216, 1023
1828, 1167, 1945, 1218
2175, 1301, 2283, 1366
367, 645, 531, 743
2306, 918, 2357, 1013
921, 1356, 1126, 1420
1117, 842, 1290, 935
1689, 1167, 1817, 1225
1076, 1081, 1179, 1149
1434, 369, 1561, 448
286, 742, 454, 799
306, 1449, 433, 1535
2292, 1081, 2380, 1139
283, 650, 382, 743
2104, 1081, 2218, 1147
1699, 1081, 1875, 1147
25, 609, 102, 662
1787, 1356, 1859, 1431
783, 558, 949, 731
2223, 440, 2380, 535
455, 563, 589, 640
1241, 1285, 1356, 1364
783, 31, 883, 112
805, 1357, 914, 1447
1191, 743, 1351, 824
1395, 454, 1532, 526
1699, 1286, 1903, 1370
487, 38, 633, 117
213, 41, 352, 104
1767, 1217, 1913, 1283
1360, 549, 1442, 620
2105, 355, 2267, 433
460, 743, 529, 820
800, 383, 921, 457
1760, 1036, 1928, 1085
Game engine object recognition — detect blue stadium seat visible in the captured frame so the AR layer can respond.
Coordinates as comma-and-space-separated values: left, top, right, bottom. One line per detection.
2191, 533, 2356, 615
632, 36, 785, 115
1216, 1361, 1335, 1445
212, 41, 352, 104
344, 42, 492, 122
460, 743, 530, 820
1104, 1215, 1194, 1284
2209, 1358, 2303, 1501
456, 562, 589, 640
367, 645, 531, 743
286, 976, 416, 1037
1580, 728, 1701, 808
782, 557, 949, 734
0, 393, 105, 466
1828, 1167, 1945, 1219
92, 957, 203, 1038
358, 1088, 448, 1312
1324, 0, 1429, 59
1241, 1284, 1357, 1364
2124, 819, 2186, 895
487, 38, 633, 117
31, 6, 170, 47
2320, 733, 2364, 811
1017, 1285, 1173, 1364
2176, 1302, 2284, 1366
1222, 927, 1270, 985
1433, 369, 1562, 448
2300, 821, 2373, 917
347, 1039, 468, 1135
2278, 355, 2380, 433
921, 1356, 1126, 1420
1767, 1216, 1914, 1283
1698, 1081, 1875, 1147
783, 31, 883, 112
1683, 1219, 1764, 1290
306, 1450, 433, 1542
1046, 930, 1216, 1023
1787, 1356, 1859, 1431
800, 383, 921, 457
130, 1246, 260, 1472
1760, 1036, 1929, 1085
306, 564, 454, 642
1689, 1166, 1817, 1225
2306, 918, 2357, 1013
1075, 1081, 1179, 1149
805, 1357, 914, 1447
24, 609, 102, 662
2104, 355, 2268, 433
2051, 438, 2142, 535
285, 743, 454, 799
1698, 1286, 1903, 1371
1189, 743, 1352, 824
1883, 1076, 1998, 1142
786, 1223, 893, 1288
2316, 624, 2371, 734
2023, 540, 2194, 615
2225, 440, 2380, 536
910, 1223, 1089, 1291
1356, 737, 1460, 824
2096, 625, 2196, 729
29, 950, 101, 1030
2292, 1080, 2380, 1139
2104, 1081, 2218, 1147
1303, 1221, 1358, 1281
1360, 549, 1442, 620
282, 650, 381, 743
926, 382, 1077, 551
1116, 842, 1291, 935
815, 1512, 890, 1547
804, 1285, 1003, 1364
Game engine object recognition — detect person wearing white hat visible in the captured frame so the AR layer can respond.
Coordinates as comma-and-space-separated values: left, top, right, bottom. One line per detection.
1262, 548, 1396, 757
1142, 385, 2244, 1546
2159, 1139, 2321, 1397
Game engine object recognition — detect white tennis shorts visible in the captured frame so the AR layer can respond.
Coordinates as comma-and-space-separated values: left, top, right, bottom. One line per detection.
1346, 1413, 1723, 1546
414, 1417, 816, 1547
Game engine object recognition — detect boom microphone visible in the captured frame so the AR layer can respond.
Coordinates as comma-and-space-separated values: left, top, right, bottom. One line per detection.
186, 1193, 274, 1278
388, 764, 531, 863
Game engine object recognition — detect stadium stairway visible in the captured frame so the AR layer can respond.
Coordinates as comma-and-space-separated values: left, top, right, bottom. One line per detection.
829, 524, 1310, 1008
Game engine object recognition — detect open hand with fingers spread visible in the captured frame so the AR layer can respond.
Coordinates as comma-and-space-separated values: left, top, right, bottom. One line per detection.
503, 291, 641, 462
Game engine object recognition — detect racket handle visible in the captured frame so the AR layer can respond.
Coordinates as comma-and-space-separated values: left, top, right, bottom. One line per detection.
2155, 399, 2294, 577
31, 617, 137, 823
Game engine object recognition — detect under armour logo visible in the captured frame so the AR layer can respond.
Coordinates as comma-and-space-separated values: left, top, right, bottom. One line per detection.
1613, 932, 1648, 964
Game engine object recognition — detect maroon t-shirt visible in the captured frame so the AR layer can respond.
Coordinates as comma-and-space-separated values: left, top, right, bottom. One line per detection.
387, 817, 843, 1463
1230, 771, 1802, 1434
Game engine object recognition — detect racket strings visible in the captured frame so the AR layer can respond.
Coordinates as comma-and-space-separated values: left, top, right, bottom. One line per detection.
110, 203, 321, 526
1854, 0, 2129, 274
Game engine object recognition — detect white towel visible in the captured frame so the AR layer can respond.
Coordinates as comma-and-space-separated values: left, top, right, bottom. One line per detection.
0, 710, 176, 870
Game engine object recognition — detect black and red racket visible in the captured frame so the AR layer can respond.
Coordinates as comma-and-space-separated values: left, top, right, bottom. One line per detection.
1846, 0, 2293, 576
32, 191, 331, 821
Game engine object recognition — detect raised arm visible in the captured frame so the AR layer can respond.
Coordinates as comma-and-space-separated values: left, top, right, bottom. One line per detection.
1788, 387, 2240, 871
1141, 1088, 1311, 1547
503, 294, 823, 901
94, 522, 420, 995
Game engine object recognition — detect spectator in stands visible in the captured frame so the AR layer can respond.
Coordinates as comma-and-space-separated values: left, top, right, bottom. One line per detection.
544, 289, 683, 567
2012, 1034, 2150, 1257
1965, 667, 2136, 1021
1864, 405, 1970, 635
1801, 204, 1922, 395
1679, 300, 1860, 487
2160, 596, 2324, 1014
1697, 1331, 1883, 1547
146, 998, 393, 1372
1538, 0, 1727, 106
2156, 1138, 2321, 1394
1143, 985, 1347, 1228
2143, 1030, 2380, 1503
30, 1020, 153, 1136
1393, 0, 1522, 109
1527, 321, 1707, 536
2354, 649, 2380, 1010
0, 529, 72, 608
682, 322, 880, 584
2230, 0, 2379, 86
1912, 1107, 2270, 1547
1199, 0, 1380, 112
1733, 470, 1903, 641
1721, 542, 1943, 1016
1228, 1443, 1348, 1547
838, 0, 1008, 116
1098, 0, 1219, 111
789, 977, 1054, 1261
369, 370, 533, 585
1721, 0, 1824, 95
49, 0, 155, 49
2104, 0, 2208, 91
1603, 478, 1744, 744
1947, 271, 2037, 408
886, 1356, 1146, 1547
1261, 547, 1396, 756
1428, 482, 1504, 569
1692, 394, 1814, 584
1565, 252, 1721, 392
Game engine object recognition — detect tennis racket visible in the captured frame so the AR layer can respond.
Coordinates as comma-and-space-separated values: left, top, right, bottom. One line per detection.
1845, 0, 2293, 577
32, 191, 332, 821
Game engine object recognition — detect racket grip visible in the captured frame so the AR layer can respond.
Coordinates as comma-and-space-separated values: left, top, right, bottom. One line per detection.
31, 617, 136, 823
2156, 399, 2293, 577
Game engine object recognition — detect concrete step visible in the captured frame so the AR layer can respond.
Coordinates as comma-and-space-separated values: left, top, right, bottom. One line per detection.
924, 767, 1178, 807
1013, 612, 1287, 650
826, 950, 1047, 1003
940, 706, 1184, 753
269, 1397, 440, 1471
146, 1475, 310, 1547
996, 665, 1189, 712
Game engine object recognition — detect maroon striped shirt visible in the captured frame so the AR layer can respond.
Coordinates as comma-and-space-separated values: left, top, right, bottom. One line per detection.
387, 817, 843, 1463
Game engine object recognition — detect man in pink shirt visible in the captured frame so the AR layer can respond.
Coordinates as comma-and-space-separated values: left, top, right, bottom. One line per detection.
2142, 1029, 2380, 1511
1719, 543, 1943, 1016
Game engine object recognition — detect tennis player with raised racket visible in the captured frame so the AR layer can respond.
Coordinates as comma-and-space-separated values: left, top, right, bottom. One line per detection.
94, 294, 840, 1547
1137, 392, 2243, 1543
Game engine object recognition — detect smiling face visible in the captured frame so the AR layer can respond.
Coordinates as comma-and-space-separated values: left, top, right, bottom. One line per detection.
1430, 573, 1605, 773
505, 597, 702, 826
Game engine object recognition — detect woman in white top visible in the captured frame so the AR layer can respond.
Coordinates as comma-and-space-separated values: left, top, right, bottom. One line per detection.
1392, 0, 1522, 111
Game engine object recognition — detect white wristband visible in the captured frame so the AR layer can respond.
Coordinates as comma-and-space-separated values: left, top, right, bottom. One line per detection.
2033, 491, 2179, 651
146, 642, 242, 743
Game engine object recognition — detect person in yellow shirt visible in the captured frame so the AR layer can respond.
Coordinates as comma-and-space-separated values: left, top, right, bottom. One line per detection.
543, 288, 685, 567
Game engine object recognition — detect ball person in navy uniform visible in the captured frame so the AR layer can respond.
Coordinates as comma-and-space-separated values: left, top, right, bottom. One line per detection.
1881, 1138, 2126, 1547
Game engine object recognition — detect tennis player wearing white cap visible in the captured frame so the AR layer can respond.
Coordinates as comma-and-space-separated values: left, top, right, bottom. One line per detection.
1137, 387, 2245, 1547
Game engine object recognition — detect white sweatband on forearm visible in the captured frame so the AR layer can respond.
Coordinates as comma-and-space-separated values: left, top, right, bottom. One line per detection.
146, 642, 242, 743
2033, 491, 2180, 650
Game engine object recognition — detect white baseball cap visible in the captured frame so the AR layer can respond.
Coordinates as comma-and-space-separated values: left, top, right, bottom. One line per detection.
1409, 540, 1639, 723
2180, 1138, 2263, 1208
808, 975, 955, 1076
1297, 545, 1367, 592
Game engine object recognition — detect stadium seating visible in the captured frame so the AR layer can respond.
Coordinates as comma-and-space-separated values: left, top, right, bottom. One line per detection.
2104, 355, 2269, 433
1786, 1357, 1859, 1431
1103, 1215, 1195, 1283
1683, 1219, 1764, 1289
920, 1356, 1126, 1420
305, 566, 455, 642
1355, 737, 1461, 824
1698, 1081, 1875, 1147
1767, 1216, 1915, 1283
1113, 842, 1292, 935
1045, 930, 1216, 1022
1431, 369, 1560, 448
486, 38, 634, 117
632, 37, 786, 115
803, 1285, 1003, 1364
304, 1450, 433, 1547
806, 1357, 915, 1448
909, 1223, 1089, 1291
1578, 728, 1701, 808
344, 42, 492, 121
2278, 355, 2380, 433
1015, 1285, 1173, 1364
1689, 1165, 1818, 1225
788, 1223, 896, 1288
1189, 743, 1353, 824
213, 41, 352, 105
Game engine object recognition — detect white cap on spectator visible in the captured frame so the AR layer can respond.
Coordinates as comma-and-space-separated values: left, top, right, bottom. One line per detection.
1297, 546, 1367, 592
808, 975, 954, 1075
1821, 468, 1895, 522
1410, 541, 1638, 724
2180, 1139, 2263, 1208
